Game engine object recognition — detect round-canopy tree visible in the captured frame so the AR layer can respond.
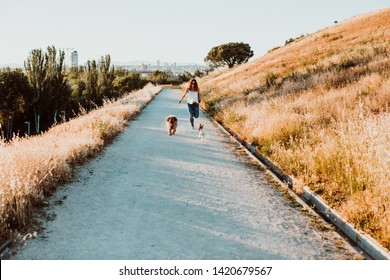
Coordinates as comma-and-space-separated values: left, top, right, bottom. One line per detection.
204, 42, 254, 69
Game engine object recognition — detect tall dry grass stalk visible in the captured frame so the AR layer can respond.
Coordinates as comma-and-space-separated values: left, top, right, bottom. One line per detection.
199, 9, 390, 249
0, 84, 161, 243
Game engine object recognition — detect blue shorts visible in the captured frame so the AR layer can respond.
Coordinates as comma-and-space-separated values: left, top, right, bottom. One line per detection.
187, 103, 199, 118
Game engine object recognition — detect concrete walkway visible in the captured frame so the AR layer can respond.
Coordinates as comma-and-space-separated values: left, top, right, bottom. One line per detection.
11, 88, 361, 260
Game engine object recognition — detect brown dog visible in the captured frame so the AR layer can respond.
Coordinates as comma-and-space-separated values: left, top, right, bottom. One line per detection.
165, 115, 178, 135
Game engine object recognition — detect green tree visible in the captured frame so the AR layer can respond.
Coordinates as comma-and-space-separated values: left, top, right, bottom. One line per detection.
45, 46, 71, 124
25, 46, 72, 132
204, 42, 254, 68
0, 68, 33, 139
149, 70, 168, 84
193, 69, 204, 78
24, 48, 47, 133
114, 67, 127, 78
84, 59, 99, 108
98, 54, 115, 99
176, 72, 192, 83
67, 65, 86, 107
113, 72, 145, 95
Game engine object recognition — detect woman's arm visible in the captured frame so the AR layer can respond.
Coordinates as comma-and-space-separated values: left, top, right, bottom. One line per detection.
179, 88, 188, 104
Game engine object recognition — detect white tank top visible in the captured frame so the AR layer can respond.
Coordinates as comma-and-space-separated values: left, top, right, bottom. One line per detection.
187, 90, 198, 104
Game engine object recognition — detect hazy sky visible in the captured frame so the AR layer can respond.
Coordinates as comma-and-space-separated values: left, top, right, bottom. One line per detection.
0, 0, 389, 66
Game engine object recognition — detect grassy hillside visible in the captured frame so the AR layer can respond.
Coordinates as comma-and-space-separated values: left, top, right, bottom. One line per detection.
199, 9, 390, 250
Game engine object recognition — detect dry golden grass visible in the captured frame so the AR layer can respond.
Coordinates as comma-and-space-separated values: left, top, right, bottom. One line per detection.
201, 9, 390, 99
0, 84, 161, 243
199, 9, 390, 249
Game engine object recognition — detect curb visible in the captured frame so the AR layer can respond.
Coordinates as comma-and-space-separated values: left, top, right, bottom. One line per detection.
302, 186, 390, 260
0, 240, 11, 254
205, 112, 390, 260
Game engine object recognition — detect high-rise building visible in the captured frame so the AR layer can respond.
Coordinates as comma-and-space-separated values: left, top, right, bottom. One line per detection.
71, 51, 78, 67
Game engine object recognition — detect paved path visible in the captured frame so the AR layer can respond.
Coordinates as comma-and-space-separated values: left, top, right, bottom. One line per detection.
11, 88, 361, 259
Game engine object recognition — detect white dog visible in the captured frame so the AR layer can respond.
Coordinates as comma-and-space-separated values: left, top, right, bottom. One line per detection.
198, 123, 205, 141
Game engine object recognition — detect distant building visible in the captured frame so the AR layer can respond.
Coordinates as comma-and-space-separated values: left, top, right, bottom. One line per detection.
71, 51, 78, 67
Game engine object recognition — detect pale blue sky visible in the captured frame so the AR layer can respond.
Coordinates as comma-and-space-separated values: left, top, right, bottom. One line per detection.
0, 0, 389, 66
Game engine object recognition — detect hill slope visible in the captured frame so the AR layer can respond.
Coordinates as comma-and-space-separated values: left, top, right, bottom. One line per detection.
199, 8, 390, 250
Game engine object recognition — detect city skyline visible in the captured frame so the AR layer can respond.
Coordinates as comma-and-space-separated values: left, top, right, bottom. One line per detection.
0, 0, 389, 67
